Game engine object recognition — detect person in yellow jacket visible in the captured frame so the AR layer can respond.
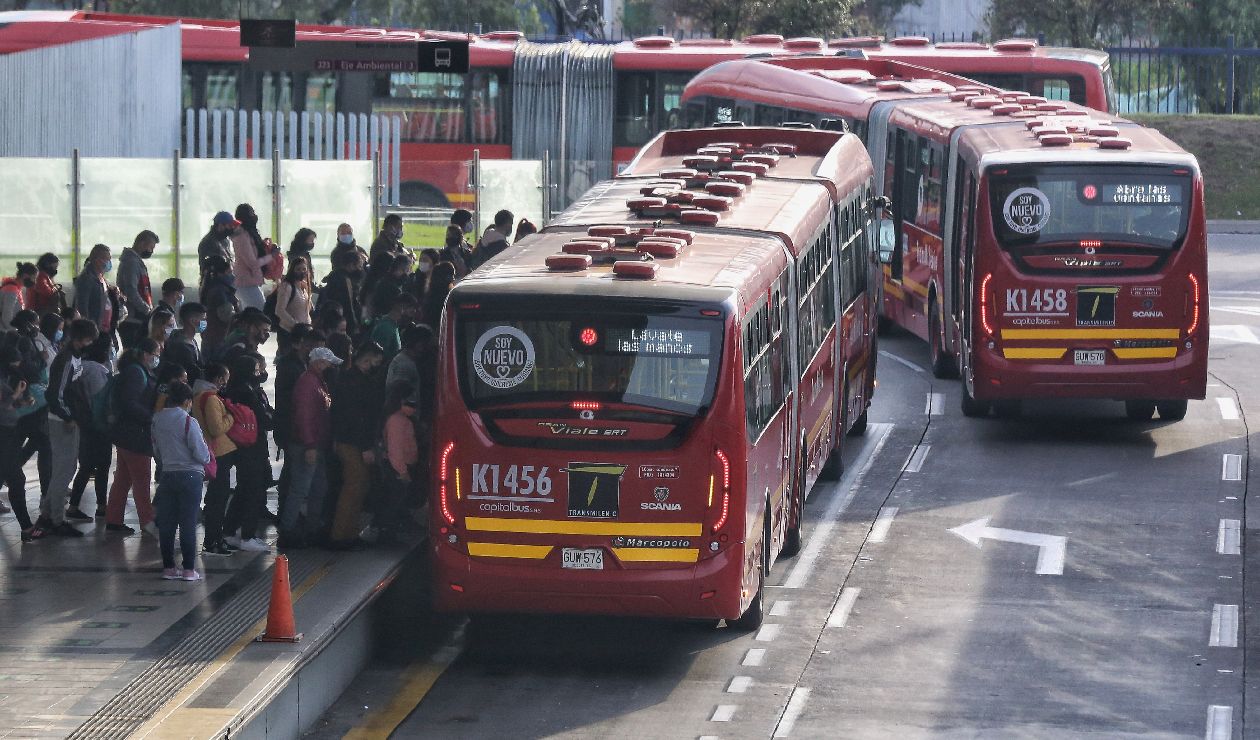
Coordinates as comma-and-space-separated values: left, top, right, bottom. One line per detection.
191, 362, 237, 555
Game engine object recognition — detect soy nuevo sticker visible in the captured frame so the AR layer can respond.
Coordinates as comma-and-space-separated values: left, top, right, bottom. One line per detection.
472, 326, 536, 389
1003, 187, 1051, 235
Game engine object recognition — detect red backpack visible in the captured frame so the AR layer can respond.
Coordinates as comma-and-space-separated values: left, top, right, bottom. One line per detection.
220, 397, 259, 447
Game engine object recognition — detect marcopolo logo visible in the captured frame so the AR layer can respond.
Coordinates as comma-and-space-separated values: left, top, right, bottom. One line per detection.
472, 326, 535, 389
1003, 187, 1051, 235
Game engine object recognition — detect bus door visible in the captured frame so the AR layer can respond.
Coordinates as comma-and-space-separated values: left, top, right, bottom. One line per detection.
941, 130, 966, 354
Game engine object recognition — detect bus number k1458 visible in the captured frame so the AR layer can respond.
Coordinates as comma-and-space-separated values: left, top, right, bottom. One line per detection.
1006, 288, 1068, 314
472, 464, 553, 497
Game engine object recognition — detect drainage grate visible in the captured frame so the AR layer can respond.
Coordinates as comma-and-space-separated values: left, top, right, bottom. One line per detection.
67, 555, 324, 740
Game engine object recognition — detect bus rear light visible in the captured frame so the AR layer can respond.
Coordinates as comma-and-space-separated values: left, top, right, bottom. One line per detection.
571, 400, 601, 411
712, 448, 732, 533
449, 583, 464, 593
700, 589, 716, 599
979, 273, 994, 337
438, 441, 456, 525
1187, 274, 1201, 335
1080, 239, 1102, 248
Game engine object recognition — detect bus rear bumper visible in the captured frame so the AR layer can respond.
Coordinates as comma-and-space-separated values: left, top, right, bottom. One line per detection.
431, 543, 742, 620
973, 352, 1207, 401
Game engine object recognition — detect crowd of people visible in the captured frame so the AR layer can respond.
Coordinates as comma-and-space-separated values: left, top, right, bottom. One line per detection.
0, 203, 533, 582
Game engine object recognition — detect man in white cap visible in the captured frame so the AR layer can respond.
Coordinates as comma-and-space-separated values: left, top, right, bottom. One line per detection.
280, 346, 342, 549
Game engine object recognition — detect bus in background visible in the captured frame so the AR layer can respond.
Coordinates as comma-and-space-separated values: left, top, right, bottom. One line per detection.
683, 58, 1207, 420
0, 11, 1114, 208
430, 127, 879, 628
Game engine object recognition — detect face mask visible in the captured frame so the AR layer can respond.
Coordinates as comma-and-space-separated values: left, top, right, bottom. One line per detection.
163, 325, 174, 338
175, 296, 185, 309
53, 330, 63, 343
46, 268, 58, 278
197, 319, 207, 333
304, 241, 315, 251
149, 355, 159, 369
418, 263, 432, 274
241, 214, 258, 228
338, 233, 354, 245
256, 371, 269, 384
392, 226, 404, 239
103, 260, 113, 273
462, 222, 473, 234
22, 278, 34, 288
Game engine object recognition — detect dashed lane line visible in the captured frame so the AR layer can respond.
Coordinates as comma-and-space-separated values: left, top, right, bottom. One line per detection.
1209, 604, 1239, 648
868, 507, 898, 543
1216, 397, 1240, 421
710, 705, 737, 722
903, 444, 930, 474
742, 648, 766, 667
1217, 519, 1241, 556
755, 624, 781, 642
769, 601, 792, 617
1205, 705, 1232, 740
772, 687, 811, 738
1222, 454, 1242, 481
826, 587, 861, 630
726, 676, 752, 694
782, 423, 893, 589
925, 392, 944, 415
878, 350, 924, 374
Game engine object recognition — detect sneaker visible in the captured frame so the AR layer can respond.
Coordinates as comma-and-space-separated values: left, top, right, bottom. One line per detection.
141, 521, 160, 537
202, 541, 232, 556
53, 521, 85, 538
65, 508, 92, 522
106, 523, 136, 535
161, 567, 181, 580
237, 537, 271, 552
223, 535, 243, 548
181, 569, 203, 582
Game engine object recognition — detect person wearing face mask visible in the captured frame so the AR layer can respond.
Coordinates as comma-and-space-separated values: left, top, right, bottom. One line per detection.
74, 244, 115, 337
318, 249, 365, 339
147, 307, 176, 354
40, 318, 100, 536
287, 227, 317, 267
117, 230, 159, 350
157, 278, 185, 321
222, 353, 275, 553
105, 337, 161, 536
218, 308, 272, 369
0, 262, 38, 331
369, 214, 406, 264
163, 302, 207, 384
191, 363, 237, 556
439, 225, 472, 279
34, 312, 63, 369
30, 253, 67, 317
200, 255, 239, 357
327, 341, 386, 549
230, 203, 278, 311
199, 211, 238, 291
282, 346, 341, 549
411, 248, 441, 304
66, 338, 112, 521
273, 256, 313, 338
372, 383, 419, 545
330, 222, 367, 266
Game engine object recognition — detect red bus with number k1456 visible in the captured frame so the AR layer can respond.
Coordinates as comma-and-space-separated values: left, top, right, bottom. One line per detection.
429, 126, 880, 629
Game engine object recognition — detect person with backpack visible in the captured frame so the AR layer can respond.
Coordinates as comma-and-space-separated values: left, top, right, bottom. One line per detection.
151, 380, 212, 582
231, 203, 280, 311
191, 363, 237, 556
66, 339, 112, 520
200, 254, 238, 357
271, 256, 312, 354
217, 308, 271, 369
319, 249, 366, 338
104, 338, 160, 536
39, 318, 99, 536
222, 353, 274, 552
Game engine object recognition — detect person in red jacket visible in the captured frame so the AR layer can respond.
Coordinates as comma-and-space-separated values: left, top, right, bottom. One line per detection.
0, 262, 37, 331
29, 253, 65, 317
279, 346, 340, 549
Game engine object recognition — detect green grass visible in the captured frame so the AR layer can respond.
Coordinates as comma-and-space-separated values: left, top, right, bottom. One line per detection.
1129, 114, 1260, 219
402, 223, 450, 251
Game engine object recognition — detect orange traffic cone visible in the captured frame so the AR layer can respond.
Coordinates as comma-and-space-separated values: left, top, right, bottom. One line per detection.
257, 555, 303, 642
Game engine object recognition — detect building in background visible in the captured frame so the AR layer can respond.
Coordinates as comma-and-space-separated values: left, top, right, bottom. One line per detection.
892, 0, 989, 38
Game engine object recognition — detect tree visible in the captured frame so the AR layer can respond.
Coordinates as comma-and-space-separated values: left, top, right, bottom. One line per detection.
670, 0, 852, 38
987, 0, 1176, 48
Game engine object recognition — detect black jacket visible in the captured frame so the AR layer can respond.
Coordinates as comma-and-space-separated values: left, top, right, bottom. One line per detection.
110, 358, 155, 455
163, 332, 202, 383
330, 366, 382, 450
319, 268, 363, 331
45, 347, 80, 422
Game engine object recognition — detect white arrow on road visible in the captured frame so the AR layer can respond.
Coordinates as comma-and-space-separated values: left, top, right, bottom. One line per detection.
949, 517, 1067, 575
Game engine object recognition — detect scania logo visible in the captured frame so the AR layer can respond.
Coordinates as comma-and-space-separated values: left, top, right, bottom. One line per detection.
654, 487, 669, 502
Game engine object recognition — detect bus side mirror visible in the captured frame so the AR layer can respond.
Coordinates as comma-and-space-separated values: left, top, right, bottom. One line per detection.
878, 219, 896, 264
868, 195, 893, 218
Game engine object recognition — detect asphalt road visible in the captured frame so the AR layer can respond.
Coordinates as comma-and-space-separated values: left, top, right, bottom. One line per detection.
311, 232, 1256, 739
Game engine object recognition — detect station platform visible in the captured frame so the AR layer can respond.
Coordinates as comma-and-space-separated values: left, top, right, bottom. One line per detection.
0, 478, 422, 739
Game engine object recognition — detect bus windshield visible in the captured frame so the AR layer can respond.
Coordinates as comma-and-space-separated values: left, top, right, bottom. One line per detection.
457, 306, 723, 417
989, 165, 1191, 249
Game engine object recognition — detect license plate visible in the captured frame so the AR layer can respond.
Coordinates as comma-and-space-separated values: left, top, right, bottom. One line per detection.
562, 548, 604, 570
1074, 349, 1106, 366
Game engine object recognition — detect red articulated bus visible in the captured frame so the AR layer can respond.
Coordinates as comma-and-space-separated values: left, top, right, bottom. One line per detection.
0, 11, 1115, 208
683, 58, 1208, 420
430, 126, 879, 628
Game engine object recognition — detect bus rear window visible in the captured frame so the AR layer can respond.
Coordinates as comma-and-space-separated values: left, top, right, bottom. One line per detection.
457, 309, 723, 416
989, 165, 1191, 249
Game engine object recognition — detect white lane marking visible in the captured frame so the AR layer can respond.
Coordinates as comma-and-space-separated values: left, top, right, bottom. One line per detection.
773, 687, 812, 738
710, 705, 737, 722
742, 648, 766, 666
1210, 604, 1239, 648
949, 518, 1066, 575
1217, 398, 1240, 421
1212, 325, 1260, 344
879, 349, 924, 373
1218, 519, 1241, 555
1067, 472, 1117, 487
755, 624, 781, 642
826, 587, 861, 630
869, 507, 899, 543
903, 444, 931, 473
769, 601, 792, 617
1205, 705, 1232, 740
1222, 454, 1243, 481
1213, 305, 1260, 316
727, 676, 753, 694
782, 423, 893, 589
925, 392, 945, 415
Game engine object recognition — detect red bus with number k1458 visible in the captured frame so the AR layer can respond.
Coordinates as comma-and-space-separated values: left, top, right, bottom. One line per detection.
429, 126, 880, 628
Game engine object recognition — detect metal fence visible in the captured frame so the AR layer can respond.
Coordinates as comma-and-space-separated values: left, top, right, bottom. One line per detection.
1107, 38, 1260, 114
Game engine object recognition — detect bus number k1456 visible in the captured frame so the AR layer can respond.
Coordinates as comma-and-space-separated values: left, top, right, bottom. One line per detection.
472, 464, 553, 497
1006, 288, 1068, 314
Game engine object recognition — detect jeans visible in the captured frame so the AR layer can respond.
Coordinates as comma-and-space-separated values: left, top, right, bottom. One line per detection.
156, 471, 204, 570
106, 448, 154, 526
38, 417, 79, 526
283, 445, 327, 537
330, 443, 372, 542
202, 449, 237, 546
70, 426, 112, 511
